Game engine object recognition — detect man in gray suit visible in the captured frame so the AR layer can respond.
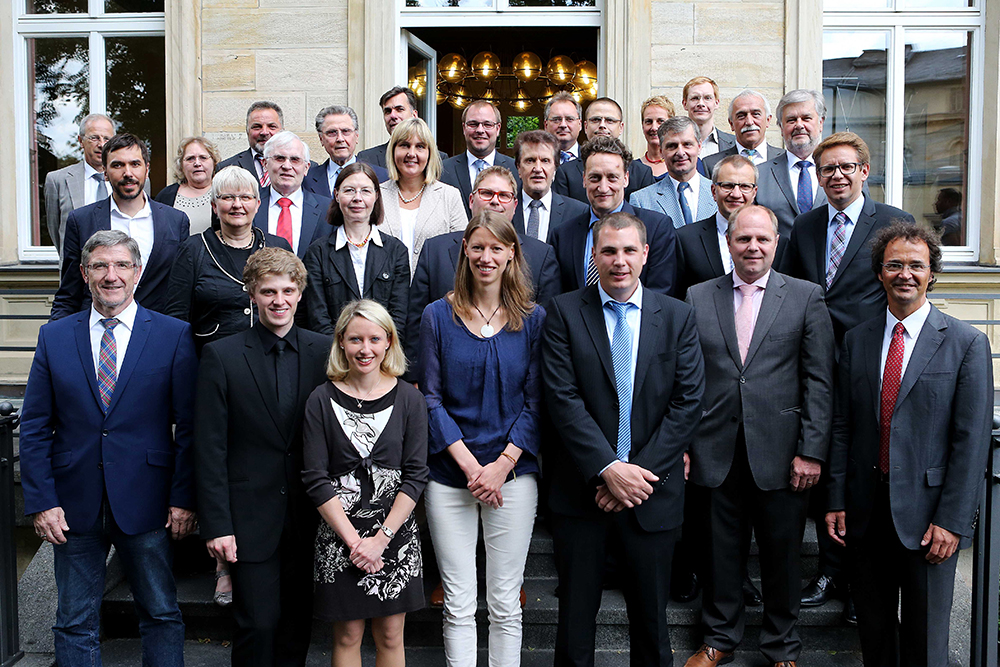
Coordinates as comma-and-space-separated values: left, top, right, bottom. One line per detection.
684, 204, 834, 667
703, 90, 784, 177
629, 117, 717, 228
755, 90, 826, 238
826, 222, 993, 667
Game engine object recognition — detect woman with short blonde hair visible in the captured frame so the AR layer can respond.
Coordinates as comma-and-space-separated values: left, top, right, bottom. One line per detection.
156, 136, 222, 234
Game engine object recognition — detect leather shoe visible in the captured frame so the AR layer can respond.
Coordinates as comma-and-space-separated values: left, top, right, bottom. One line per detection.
742, 576, 762, 606
842, 593, 857, 625
800, 573, 836, 606
673, 571, 701, 603
683, 644, 734, 667
773, 662, 797, 667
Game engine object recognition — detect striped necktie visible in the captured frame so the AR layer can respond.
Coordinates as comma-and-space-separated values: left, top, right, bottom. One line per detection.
97, 318, 120, 410
257, 155, 270, 187
609, 301, 633, 462
826, 212, 848, 289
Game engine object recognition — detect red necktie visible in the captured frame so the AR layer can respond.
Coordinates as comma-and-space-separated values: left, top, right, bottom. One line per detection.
878, 322, 905, 474
276, 197, 293, 249
257, 155, 270, 187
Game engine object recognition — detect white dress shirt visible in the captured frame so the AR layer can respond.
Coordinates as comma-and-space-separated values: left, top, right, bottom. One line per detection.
398, 207, 418, 257
267, 187, 305, 255
825, 195, 866, 275
110, 194, 153, 287
88, 299, 138, 379
520, 189, 553, 241
699, 127, 724, 158
715, 212, 734, 271
335, 225, 384, 295
732, 269, 770, 325
83, 162, 107, 205
327, 155, 358, 194
738, 142, 769, 165
879, 300, 931, 386
597, 281, 643, 470
466, 150, 497, 188
668, 174, 701, 217
785, 150, 818, 206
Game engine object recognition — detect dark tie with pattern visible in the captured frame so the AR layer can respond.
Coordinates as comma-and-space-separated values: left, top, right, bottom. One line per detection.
97, 318, 120, 411
677, 181, 694, 227
826, 212, 848, 289
879, 322, 906, 474
527, 199, 542, 239
796, 160, 814, 213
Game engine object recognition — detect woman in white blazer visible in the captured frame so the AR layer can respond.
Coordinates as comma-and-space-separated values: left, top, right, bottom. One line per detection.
380, 118, 468, 280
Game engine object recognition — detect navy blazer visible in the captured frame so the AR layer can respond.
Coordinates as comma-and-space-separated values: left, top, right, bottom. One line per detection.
216, 147, 257, 176
549, 201, 678, 297
356, 142, 389, 170
302, 159, 390, 199
439, 152, 521, 219
50, 198, 191, 320
404, 230, 561, 381
253, 187, 333, 258
552, 158, 655, 204
511, 192, 590, 242
20, 305, 198, 535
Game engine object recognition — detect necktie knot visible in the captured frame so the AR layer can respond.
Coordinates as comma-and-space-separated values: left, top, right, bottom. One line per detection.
100, 318, 120, 331
528, 199, 542, 210
738, 284, 758, 299
93, 173, 105, 182
834, 211, 848, 226
742, 148, 759, 160
561, 151, 574, 164
893, 322, 905, 338
609, 300, 631, 322
473, 159, 487, 174
797, 160, 813, 172
678, 181, 691, 194
278, 197, 292, 210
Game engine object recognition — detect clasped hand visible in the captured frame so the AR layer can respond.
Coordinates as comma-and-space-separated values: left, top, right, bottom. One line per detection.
595, 461, 659, 512
350, 534, 387, 574
467, 459, 512, 509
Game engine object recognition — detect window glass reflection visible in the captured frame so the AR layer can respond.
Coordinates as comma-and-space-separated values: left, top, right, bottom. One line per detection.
25, 0, 87, 13
104, 0, 164, 12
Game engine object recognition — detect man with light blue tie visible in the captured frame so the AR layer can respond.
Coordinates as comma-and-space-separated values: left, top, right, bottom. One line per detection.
543, 92, 584, 165
703, 90, 784, 177
629, 117, 717, 229
303, 105, 389, 198
542, 211, 705, 667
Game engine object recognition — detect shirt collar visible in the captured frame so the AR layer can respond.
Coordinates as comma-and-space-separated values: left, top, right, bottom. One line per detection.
467, 150, 496, 167
522, 188, 553, 211
668, 174, 696, 194
886, 299, 931, 340
334, 225, 383, 250
328, 155, 357, 178
256, 321, 298, 353
109, 192, 151, 220
83, 161, 101, 179
270, 187, 304, 208
89, 298, 138, 332
566, 143, 580, 157
733, 269, 771, 290
828, 194, 866, 225
715, 212, 730, 237
786, 150, 812, 170
589, 201, 625, 226
598, 280, 643, 311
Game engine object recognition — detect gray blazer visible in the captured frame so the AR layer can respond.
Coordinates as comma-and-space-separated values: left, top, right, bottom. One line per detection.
629, 173, 717, 228
703, 142, 785, 180
828, 305, 994, 550
754, 154, 828, 239
379, 179, 468, 280
685, 270, 835, 491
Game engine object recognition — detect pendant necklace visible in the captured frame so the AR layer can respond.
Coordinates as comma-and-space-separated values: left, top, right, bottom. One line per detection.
347, 375, 382, 411
473, 302, 502, 337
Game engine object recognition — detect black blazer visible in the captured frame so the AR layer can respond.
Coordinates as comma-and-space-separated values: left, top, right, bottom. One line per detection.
252, 187, 333, 259
302, 229, 410, 337
302, 159, 390, 199
403, 230, 561, 380
552, 158, 655, 204
549, 201, 677, 297
194, 326, 333, 563
216, 148, 257, 176
439, 152, 521, 219
356, 142, 389, 170
780, 197, 915, 343
754, 155, 828, 239
50, 198, 191, 320
510, 191, 590, 241
541, 285, 705, 531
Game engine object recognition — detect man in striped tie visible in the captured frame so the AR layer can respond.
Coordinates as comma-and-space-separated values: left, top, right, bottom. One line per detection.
20, 229, 198, 667
217, 101, 284, 186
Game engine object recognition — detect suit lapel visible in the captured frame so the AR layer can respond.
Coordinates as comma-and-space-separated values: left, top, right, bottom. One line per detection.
69, 163, 87, 209
362, 242, 390, 298
569, 218, 590, 288
656, 180, 680, 222
296, 333, 322, 426
105, 306, 151, 415
895, 307, 947, 407
743, 272, 785, 367
328, 239, 362, 298
863, 318, 883, 422
243, 330, 286, 436
699, 220, 726, 275
580, 290, 616, 388
830, 197, 876, 289
810, 207, 829, 284
455, 155, 472, 202
712, 277, 743, 368
74, 314, 104, 411
631, 295, 662, 400
142, 203, 168, 281
771, 157, 798, 211
254, 188, 271, 231
696, 177, 717, 220
299, 193, 322, 252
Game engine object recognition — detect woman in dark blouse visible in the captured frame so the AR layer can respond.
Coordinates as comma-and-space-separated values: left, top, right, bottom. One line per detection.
302, 299, 428, 666
419, 210, 544, 667
303, 162, 409, 337
166, 165, 291, 354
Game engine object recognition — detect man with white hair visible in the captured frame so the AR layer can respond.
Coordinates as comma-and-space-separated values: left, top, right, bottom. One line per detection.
253, 131, 331, 258
304, 105, 389, 198
703, 90, 783, 176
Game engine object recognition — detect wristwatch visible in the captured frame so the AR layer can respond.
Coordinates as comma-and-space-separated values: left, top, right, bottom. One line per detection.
377, 523, 395, 540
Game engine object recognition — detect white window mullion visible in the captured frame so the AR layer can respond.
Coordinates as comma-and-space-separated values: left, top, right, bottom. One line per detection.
88, 31, 106, 114
885, 24, 906, 209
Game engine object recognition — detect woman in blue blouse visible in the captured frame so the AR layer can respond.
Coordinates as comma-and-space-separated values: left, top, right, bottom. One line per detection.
419, 209, 544, 667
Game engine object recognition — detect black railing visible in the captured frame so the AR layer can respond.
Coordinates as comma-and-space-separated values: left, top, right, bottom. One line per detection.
0, 402, 22, 667
971, 417, 1000, 667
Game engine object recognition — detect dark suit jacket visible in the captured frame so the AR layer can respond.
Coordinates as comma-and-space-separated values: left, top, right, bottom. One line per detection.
828, 305, 993, 550
439, 152, 521, 219
685, 271, 834, 490
403, 230, 561, 380
252, 187, 333, 259
302, 159, 390, 199
549, 201, 677, 297
357, 142, 389, 170
541, 285, 705, 531
217, 147, 258, 176
302, 230, 410, 336
780, 197, 915, 343
510, 192, 590, 241
50, 198, 191, 320
20, 305, 197, 535
194, 326, 332, 563
754, 154, 827, 238
553, 158, 654, 204
703, 142, 784, 179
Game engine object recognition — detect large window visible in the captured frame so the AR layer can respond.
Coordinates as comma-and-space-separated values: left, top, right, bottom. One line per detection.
14, 2, 165, 261
823, 1, 983, 260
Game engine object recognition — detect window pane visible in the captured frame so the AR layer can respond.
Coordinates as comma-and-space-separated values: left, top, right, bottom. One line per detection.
506, 116, 539, 148
105, 36, 167, 197
823, 0, 890, 11
29, 37, 90, 247
105, 0, 164, 11
902, 30, 971, 246
904, 0, 973, 8
25, 0, 87, 13
406, 0, 494, 6
508, 0, 597, 6
823, 30, 889, 202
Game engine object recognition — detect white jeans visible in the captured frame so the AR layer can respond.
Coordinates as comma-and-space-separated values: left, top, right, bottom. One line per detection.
425, 475, 538, 667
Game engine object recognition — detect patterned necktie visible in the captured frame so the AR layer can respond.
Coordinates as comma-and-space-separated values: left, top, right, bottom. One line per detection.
796, 160, 814, 213
97, 318, 120, 410
257, 155, 270, 187
473, 158, 487, 176
677, 181, 694, 227
93, 172, 109, 201
742, 148, 759, 162
735, 284, 758, 364
879, 322, 906, 474
561, 151, 575, 165
585, 228, 599, 286
609, 301, 633, 462
277, 197, 293, 249
826, 211, 848, 289
527, 199, 542, 239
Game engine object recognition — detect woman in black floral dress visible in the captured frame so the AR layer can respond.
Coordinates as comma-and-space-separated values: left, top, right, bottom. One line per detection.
301, 299, 429, 665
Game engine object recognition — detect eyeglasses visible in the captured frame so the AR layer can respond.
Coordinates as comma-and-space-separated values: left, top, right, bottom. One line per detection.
267, 154, 305, 165
587, 116, 621, 126
465, 120, 499, 130
547, 116, 579, 124
474, 188, 515, 204
715, 181, 756, 194
881, 261, 930, 274
183, 155, 211, 163
86, 261, 136, 274
323, 128, 356, 138
818, 162, 863, 178
83, 134, 112, 144
217, 194, 257, 203
339, 187, 375, 198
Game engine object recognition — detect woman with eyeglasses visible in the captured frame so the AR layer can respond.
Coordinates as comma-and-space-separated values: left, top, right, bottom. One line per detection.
303, 162, 410, 338
380, 118, 467, 280
155, 136, 222, 235
637, 95, 676, 182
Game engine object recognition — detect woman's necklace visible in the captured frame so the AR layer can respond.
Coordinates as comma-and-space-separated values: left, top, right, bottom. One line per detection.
473, 302, 502, 337
398, 183, 426, 204
347, 227, 372, 248
217, 230, 254, 249
644, 151, 664, 164
346, 375, 383, 411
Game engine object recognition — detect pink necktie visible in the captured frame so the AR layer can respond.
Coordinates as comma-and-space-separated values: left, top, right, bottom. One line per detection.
736, 284, 758, 364
879, 322, 905, 474
276, 197, 293, 249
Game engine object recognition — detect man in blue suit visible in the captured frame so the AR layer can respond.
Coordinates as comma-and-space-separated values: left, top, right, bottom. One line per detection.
303, 105, 389, 199
549, 136, 678, 296
21, 229, 197, 667
630, 117, 717, 228
50, 133, 190, 321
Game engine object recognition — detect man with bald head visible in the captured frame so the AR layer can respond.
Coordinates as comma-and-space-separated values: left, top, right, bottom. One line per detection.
703, 90, 783, 176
